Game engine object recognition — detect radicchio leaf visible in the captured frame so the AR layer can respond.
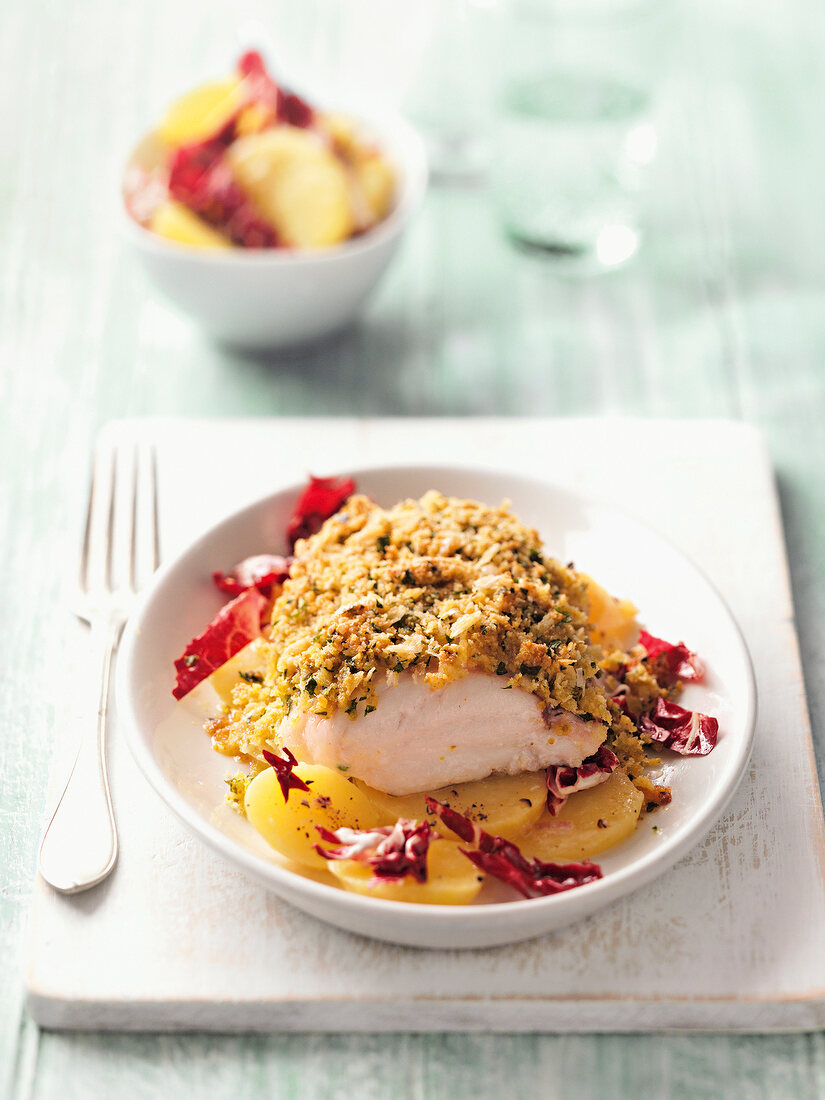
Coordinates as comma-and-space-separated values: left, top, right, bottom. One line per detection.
315, 820, 433, 884
286, 475, 357, 551
461, 846, 602, 899
610, 692, 633, 718
237, 50, 314, 128
639, 629, 704, 685
545, 745, 620, 815
278, 90, 315, 128
162, 52, 312, 247
168, 139, 278, 248
262, 746, 310, 802
426, 798, 601, 899
237, 49, 279, 112
172, 587, 267, 699
213, 553, 292, 597
638, 697, 718, 756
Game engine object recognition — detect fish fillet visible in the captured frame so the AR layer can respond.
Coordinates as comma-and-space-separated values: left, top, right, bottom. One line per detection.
277, 670, 607, 795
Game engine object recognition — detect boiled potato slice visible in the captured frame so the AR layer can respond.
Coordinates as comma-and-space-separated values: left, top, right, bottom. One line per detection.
318, 114, 395, 224
353, 153, 395, 221
245, 763, 380, 869
227, 128, 355, 248
356, 771, 547, 838
235, 102, 274, 137
327, 839, 482, 905
158, 78, 243, 147
317, 111, 362, 159
149, 201, 231, 250
207, 638, 268, 704
518, 770, 643, 863
583, 574, 639, 651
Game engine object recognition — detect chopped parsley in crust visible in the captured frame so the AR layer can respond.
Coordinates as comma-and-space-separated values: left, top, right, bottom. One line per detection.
211, 491, 631, 761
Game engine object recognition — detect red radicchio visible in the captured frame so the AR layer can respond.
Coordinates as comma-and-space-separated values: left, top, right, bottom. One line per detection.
425, 798, 601, 899
639, 697, 718, 756
611, 693, 632, 718
172, 476, 358, 700
168, 140, 278, 248
639, 629, 704, 685
213, 553, 292, 597
286, 475, 357, 551
279, 91, 315, 128
172, 587, 268, 699
237, 50, 314, 128
162, 52, 314, 247
315, 820, 433, 884
262, 746, 310, 802
237, 49, 279, 112
545, 745, 620, 815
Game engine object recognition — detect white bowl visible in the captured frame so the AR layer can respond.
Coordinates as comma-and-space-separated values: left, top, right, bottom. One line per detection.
121, 110, 427, 349
117, 465, 756, 950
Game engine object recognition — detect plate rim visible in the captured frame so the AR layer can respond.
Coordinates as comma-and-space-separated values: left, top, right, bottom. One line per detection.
117, 460, 757, 944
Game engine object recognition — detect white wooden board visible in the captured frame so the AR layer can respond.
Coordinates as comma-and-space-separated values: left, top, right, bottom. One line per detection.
26, 418, 825, 1031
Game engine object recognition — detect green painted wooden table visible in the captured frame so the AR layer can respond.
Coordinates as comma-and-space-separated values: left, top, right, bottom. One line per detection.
3, 0, 825, 1095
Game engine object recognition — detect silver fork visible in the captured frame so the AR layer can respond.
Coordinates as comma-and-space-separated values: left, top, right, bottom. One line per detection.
38, 440, 160, 894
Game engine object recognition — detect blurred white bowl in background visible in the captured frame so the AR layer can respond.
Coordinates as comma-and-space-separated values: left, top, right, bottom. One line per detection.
122, 110, 427, 350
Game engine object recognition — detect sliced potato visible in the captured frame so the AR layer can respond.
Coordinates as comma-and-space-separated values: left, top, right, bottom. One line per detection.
235, 102, 274, 137
245, 763, 380, 869
583, 574, 639, 651
318, 113, 395, 225
149, 201, 231, 250
356, 770, 547, 838
207, 637, 268, 704
157, 78, 243, 147
327, 839, 482, 905
317, 111, 362, 159
518, 770, 644, 863
227, 128, 355, 248
353, 153, 395, 221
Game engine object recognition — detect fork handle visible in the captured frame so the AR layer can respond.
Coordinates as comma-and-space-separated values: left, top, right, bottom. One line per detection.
38, 616, 124, 894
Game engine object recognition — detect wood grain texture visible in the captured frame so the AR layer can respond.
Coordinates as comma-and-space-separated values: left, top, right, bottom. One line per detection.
2, 0, 825, 1094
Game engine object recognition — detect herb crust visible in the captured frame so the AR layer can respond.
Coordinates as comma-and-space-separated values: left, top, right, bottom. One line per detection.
212, 492, 639, 761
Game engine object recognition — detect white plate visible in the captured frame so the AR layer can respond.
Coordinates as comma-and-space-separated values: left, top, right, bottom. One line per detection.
117, 465, 756, 949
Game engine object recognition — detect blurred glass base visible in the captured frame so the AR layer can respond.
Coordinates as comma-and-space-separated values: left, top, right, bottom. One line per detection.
509, 224, 641, 273
492, 70, 655, 270
505, 223, 644, 274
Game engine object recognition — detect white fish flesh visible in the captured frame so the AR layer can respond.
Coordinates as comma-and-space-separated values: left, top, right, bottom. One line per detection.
277, 670, 607, 795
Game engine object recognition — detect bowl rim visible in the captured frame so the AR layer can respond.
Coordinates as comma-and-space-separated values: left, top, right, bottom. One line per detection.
116, 461, 758, 944
121, 104, 429, 265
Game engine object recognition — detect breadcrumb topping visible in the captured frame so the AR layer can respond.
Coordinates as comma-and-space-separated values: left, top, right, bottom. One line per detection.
213, 492, 626, 759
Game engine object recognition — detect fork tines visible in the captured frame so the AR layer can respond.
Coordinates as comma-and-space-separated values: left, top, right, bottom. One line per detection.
78, 439, 160, 611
